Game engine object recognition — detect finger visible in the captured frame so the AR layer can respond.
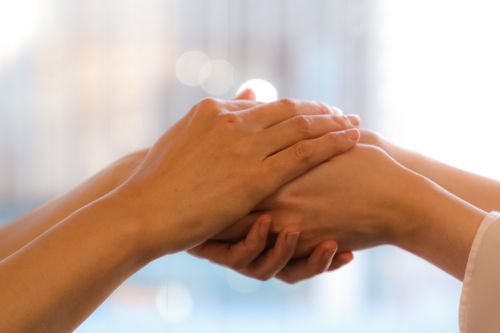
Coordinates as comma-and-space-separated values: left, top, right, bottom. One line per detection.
213, 213, 261, 241
188, 215, 271, 268
258, 114, 357, 155
264, 128, 360, 187
239, 99, 334, 129
221, 100, 263, 111
224, 215, 272, 269
328, 252, 354, 271
243, 225, 300, 281
346, 114, 361, 127
235, 88, 257, 101
277, 240, 338, 284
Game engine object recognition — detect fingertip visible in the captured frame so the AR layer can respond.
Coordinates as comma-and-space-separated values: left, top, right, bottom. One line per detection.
328, 252, 354, 271
339, 251, 354, 263
346, 114, 361, 127
247, 214, 272, 241
318, 240, 339, 252
342, 128, 361, 143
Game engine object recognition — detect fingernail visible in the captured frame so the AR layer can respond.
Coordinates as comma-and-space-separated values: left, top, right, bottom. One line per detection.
347, 114, 361, 127
260, 218, 271, 237
343, 128, 360, 142
286, 232, 300, 245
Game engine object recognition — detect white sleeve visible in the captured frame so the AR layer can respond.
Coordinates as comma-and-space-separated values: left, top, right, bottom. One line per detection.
460, 211, 500, 333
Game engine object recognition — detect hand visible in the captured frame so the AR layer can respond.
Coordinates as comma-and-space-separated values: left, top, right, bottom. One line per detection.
218, 144, 422, 257
358, 129, 407, 162
0, 149, 149, 260
108, 97, 361, 259
189, 215, 354, 284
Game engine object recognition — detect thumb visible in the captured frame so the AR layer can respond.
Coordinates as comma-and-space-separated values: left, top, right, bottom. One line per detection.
234, 87, 256, 101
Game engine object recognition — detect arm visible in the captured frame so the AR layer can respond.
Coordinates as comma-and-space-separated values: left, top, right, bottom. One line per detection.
242, 145, 486, 279
0, 150, 147, 260
360, 129, 500, 212
0, 197, 144, 332
0, 97, 359, 332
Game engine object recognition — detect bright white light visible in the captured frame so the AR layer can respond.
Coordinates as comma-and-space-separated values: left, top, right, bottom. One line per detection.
156, 281, 193, 323
237, 79, 278, 102
225, 269, 260, 294
199, 59, 235, 96
376, 0, 500, 179
0, 0, 41, 67
175, 51, 210, 86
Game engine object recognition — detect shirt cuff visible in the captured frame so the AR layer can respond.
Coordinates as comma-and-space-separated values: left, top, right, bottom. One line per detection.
459, 211, 500, 333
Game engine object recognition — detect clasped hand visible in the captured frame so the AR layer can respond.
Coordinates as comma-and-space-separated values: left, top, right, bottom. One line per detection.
107, 92, 361, 284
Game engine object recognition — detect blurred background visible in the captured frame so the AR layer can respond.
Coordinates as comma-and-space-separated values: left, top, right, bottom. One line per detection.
1, 0, 500, 332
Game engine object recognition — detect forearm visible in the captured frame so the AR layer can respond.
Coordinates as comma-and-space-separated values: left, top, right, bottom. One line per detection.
393, 146, 500, 212
0, 197, 146, 333
0, 152, 145, 260
393, 173, 487, 280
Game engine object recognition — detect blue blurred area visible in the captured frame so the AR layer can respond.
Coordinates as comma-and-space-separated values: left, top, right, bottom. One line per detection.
0, 206, 461, 333
0, 0, 479, 332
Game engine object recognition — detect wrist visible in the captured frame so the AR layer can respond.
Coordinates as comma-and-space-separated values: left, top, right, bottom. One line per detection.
390, 173, 486, 279
84, 193, 153, 266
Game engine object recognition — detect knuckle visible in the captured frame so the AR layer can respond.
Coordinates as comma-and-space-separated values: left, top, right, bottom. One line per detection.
340, 115, 351, 127
195, 98, 221, 117
293, 142, 314, 161
277, 98, 298, 114
332, 115, 349, 129
316, 102, 333, 115
199, 97, 219, 108
294, 116, 314, 136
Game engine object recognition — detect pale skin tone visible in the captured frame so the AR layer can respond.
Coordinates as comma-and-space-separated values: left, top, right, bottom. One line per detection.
359, 129, 500, 213
4, 89, 496, 331
220, 131, 498, 280
0, 92, 360, 333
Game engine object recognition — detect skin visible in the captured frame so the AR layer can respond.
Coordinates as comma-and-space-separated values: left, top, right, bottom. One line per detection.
0, 95, 360, 332
0, 149, 148, 260
0, 90, 353, 277
359, 129, 500, 212
220, 144, 487, 280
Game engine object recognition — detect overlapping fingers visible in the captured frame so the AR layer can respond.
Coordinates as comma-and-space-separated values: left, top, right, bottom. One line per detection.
258, 114, 360, 155
263, 128, 360, 187
239, 225, 301, 281
275, 240, 338, 284
188, 215, 272, 269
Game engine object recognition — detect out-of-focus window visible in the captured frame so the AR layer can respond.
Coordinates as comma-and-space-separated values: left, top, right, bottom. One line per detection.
1, 0, 499, 332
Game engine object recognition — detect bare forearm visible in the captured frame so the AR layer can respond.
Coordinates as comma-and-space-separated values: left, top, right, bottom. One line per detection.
394, 147, 500, 212
0, 197, 145, 333
0, 152, 145, 260
393, 173, 486, 280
